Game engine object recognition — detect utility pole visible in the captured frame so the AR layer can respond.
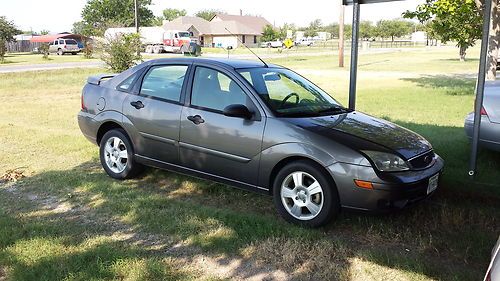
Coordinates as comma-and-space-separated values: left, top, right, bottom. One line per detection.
339, 0, 345, 67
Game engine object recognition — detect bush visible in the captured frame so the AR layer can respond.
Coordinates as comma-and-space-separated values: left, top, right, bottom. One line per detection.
39, 43, 49, 60
82, 40, 93, 59
100, 33, 142, 72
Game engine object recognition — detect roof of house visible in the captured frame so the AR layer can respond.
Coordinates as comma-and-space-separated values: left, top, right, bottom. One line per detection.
30, 33, 89, 43
164, 16, 212, 34
163, 14, 271, 36
209, 20, 262, 36
211, 14, 271, 34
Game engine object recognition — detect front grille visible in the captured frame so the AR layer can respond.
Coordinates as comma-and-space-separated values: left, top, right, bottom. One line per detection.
409, 150, 435, 170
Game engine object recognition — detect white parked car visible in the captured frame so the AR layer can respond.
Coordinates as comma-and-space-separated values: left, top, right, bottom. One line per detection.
295, 38, 314, 47
260, 40, 284, 48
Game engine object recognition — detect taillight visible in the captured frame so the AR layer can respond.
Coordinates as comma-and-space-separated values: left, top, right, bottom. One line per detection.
81, 93, 86, 110
481, 106, 488, 116
64, 45, 67, 48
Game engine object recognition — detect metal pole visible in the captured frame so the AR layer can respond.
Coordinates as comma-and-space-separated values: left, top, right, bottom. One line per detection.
469, 0, 492, 177
348, 0, 360, 110
339, 0, 345, 68
134, 0, 140, 56
134, 0, 139, 33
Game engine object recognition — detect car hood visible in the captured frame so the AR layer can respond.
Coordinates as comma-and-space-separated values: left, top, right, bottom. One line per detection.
287, 111, 432, 160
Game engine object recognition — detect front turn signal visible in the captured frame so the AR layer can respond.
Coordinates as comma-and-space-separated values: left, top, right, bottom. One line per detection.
354, 180, 374, 190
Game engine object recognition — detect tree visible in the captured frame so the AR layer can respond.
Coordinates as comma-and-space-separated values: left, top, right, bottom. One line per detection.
0, 16, 20, 63
404, 0, 482, 61
375, 19, 413, 41
39, 30, 50, 35
100, 33, 142, 72
79, 0, 154, 36
153, 8, 187, 25
195, 9, 226, 21
304, 19, 323, 38
278, 23, 296, 39
162, 8, 186, 21
261, 24, 278, 42
325, 23, 339, 38
359, 21, 375, 40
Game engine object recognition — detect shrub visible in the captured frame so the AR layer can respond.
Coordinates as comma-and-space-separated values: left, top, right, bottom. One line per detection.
39, 43, 49, 60
100, 33, 142, 72
82, 40, 93, 59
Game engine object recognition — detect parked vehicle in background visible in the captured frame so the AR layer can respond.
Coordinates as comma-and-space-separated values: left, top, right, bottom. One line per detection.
260, 40, 284, 48
295, 38, 314, 47
465, 81, 500, 152
48, 38, 80, 55
484, 235, 500, 281
104, 27, 192, 54
78, 58, 444, 227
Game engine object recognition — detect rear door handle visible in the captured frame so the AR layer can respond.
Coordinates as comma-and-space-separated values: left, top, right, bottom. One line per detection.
130, 101, 144, 109
187, 115, 205, 125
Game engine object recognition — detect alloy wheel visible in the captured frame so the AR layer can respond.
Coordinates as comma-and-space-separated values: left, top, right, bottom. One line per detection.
280, 171, 324, 220
103, 136, 128, 174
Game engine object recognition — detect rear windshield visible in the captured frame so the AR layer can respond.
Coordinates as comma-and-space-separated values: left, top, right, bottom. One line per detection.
65, 39, 78, 45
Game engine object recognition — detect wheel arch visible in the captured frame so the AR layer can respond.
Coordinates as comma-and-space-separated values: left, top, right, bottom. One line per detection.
267, 156, 338, 194
96, 121, 125, 145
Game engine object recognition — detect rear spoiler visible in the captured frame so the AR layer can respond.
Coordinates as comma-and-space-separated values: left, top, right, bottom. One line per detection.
87, 74, 117, 85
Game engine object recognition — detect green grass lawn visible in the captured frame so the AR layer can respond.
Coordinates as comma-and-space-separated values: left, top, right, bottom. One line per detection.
0, 52, 98, 66
0, 46, 499, 281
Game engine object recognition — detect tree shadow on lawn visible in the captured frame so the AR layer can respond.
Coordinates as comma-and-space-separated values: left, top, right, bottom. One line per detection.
401, 75, 476, 96
1, 122, 499, 280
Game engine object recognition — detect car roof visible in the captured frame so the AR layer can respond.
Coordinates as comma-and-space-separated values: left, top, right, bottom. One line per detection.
148, 57, 281, 69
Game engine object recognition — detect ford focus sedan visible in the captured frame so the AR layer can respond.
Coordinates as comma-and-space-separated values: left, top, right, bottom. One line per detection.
78, 58, 444, 227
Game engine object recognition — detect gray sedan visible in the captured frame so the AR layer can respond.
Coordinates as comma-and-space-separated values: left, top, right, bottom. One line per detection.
465, 81, 500, 151
78, 58, 444, 227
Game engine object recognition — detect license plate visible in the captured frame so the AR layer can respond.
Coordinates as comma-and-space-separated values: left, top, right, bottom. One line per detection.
427, 174, 439, 194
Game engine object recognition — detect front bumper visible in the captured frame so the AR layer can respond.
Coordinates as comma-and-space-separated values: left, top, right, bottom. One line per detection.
327, 154, 444, 211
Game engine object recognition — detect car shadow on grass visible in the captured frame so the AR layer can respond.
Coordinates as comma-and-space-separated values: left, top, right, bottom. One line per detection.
401, 75, 476, 96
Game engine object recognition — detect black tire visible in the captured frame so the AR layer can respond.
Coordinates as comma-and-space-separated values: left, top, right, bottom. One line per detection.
273, 160, 340, 227
57, 49, 63, 56
99, 129, 143, 180
72, 52, 77, 55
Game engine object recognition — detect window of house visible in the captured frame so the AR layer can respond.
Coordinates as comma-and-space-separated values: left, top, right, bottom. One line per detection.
253, 36, 257, 44
242, 35, 246, 44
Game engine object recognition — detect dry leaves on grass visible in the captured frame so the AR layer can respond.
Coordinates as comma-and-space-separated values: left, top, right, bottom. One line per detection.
0, 168, 26, 183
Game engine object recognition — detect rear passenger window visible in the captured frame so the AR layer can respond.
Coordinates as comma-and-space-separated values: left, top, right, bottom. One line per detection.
140, 65, 188, 102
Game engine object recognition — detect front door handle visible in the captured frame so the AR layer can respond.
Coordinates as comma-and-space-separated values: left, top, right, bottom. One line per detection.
130, 101, 144, 109
187, 115, 205, 125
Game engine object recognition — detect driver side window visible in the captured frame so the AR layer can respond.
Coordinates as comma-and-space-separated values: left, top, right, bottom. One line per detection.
191, 67, 248, 112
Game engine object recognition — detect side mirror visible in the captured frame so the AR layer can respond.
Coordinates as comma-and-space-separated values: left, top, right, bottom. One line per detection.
223, 104, 253, 119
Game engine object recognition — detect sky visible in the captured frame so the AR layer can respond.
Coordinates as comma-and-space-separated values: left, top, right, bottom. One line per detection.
1, 0, 425, 33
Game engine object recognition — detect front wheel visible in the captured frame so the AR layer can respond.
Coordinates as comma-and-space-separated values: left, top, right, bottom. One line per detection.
273, 160, 340, 227
99, 129, 143, 180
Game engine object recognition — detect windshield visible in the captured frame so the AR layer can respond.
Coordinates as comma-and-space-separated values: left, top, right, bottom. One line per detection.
237, 67, 346, 117
178, 32, 190, 38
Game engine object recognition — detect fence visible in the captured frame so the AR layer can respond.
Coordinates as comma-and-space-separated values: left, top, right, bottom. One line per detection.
6, 41, 42, 53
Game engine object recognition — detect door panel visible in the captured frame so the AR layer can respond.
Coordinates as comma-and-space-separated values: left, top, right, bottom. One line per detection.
179, 107, 265, 185
179, 66, 265, 185
123, 64, 189, 164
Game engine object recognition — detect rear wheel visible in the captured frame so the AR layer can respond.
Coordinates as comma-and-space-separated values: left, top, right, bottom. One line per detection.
57, 49, 63, 55
273, 160, 340, 227
99, 129, 143, 180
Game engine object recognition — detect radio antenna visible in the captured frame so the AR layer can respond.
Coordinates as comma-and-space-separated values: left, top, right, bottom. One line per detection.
225, 28, 268, 68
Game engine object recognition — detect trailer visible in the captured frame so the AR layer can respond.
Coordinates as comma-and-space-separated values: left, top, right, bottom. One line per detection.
104, 27, 192, 54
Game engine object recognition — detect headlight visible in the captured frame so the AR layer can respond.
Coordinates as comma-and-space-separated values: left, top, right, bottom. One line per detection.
363, 151, 410, 172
